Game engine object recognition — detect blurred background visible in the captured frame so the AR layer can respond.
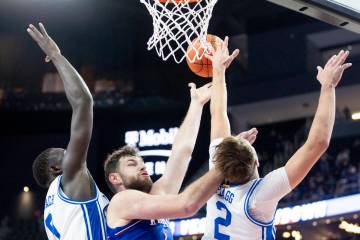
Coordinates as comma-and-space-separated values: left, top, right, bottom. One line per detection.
0, 0, 359, 239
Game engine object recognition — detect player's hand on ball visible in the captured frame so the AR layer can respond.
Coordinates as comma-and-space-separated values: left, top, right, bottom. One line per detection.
189, 82, 212, 105
204, 36, 239, 73
236, 128, 258, 145
316, 50, 352, 88
27, 23, 61, 62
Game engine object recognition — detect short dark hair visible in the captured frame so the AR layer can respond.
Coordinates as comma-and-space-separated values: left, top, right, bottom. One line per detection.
213, 136, 256, 184
104, 146, 140, 193
32, 148, 53, 188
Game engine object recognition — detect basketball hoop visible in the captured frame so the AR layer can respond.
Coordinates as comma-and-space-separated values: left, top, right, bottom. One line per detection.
140, 0, 219, 63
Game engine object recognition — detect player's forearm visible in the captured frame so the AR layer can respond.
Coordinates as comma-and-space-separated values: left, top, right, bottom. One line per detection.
171, 101, 203, 156
211, 70, 227, 115
210, 71, 231, 139
180, 169, 223, 216
155, 101, 204, 194
285, 85, 336, 188
52, 53, 93, 108
306, 84, 335, 150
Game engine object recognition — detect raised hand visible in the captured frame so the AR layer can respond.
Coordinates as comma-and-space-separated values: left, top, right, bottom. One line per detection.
205, 36, 240, 74
236, 128, 258, 145
316, 50, 352, 88
189, 82, 212, 105
27, 23, 61, 62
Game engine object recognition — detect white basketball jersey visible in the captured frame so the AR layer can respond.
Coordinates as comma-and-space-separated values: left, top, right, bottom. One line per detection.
44, 175, 109, 240
202, 179, 276, 240
203, 139, 291, 240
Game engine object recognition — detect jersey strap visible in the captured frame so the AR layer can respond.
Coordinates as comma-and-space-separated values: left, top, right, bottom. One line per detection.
57, 175, 99, 204
244, 179, 275, 227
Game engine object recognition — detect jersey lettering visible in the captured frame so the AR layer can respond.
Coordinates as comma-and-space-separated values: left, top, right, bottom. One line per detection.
218, 186, 234, 204
45, 213, 61, 239
45, 195, 55, 208
214, 201, 232, 240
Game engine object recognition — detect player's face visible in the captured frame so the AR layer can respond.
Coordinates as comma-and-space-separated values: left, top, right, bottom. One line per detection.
118, 156, 153, 193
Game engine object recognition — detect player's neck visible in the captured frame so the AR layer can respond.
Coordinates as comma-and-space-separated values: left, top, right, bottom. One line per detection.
249, 169, 260, 181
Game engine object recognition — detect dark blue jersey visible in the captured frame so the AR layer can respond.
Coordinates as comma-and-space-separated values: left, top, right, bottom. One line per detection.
107, 219, 173, 240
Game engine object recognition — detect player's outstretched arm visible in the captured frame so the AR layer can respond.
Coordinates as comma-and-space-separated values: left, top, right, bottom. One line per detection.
151, 83, 212, 195
27, 23, 93, 190
205, 37, 239, 141
284, 50, 352, 189
107, 168, 223, 223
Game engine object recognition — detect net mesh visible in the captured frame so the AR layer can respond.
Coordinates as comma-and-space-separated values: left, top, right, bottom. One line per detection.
140, 0, 219, 63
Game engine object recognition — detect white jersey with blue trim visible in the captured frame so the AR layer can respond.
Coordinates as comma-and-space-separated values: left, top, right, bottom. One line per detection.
202, 139, 292, 240
44, 175, 109, 240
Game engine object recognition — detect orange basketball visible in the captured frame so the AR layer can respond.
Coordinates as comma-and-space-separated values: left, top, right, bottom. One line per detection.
158, 0, 199, 3
186, 34, 222, 78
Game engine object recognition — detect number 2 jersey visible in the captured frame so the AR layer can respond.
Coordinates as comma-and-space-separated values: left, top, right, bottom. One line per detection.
44, 175, 109, 240
202, 139, 292, 240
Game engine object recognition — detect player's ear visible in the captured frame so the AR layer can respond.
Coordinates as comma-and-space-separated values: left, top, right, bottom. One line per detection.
109, 173, 122, 186
256, 158, 260, 167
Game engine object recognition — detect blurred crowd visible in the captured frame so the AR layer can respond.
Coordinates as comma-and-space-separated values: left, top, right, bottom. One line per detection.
255, 118, 360, 206
0, 214, 46, 240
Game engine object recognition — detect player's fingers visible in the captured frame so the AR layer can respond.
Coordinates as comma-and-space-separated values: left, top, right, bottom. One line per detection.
27, 28, 44, 45
341, 62, 352, 70
223, 36, 229, 50
29, 24, 44, 40
236, 132, 248, 139
27, 28, 39, 42
332, 50, 344, 66
336, 50, 349, 66
188, 82, 196, 90
248, 127, 258, 135
248, 135, 257, 144
39, 22, 50, 38
207, 44, 216, 55
204, 53, 213, 61
224, 49, 239, 67
316, 66, 323, 72
202, 82, 212, 89
326, 55, 337, 67
230, 49, 240, 59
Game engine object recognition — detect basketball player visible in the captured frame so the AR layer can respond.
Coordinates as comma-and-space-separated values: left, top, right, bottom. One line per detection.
104, 54, 238, 239
28, 23, 108, 239
202, 37, 352, 239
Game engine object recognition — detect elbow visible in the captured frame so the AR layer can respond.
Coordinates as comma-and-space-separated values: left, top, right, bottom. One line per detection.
307, 138, 330, 153
82, 93, 94, 105
76, 94, 93, 107
315, 138, 330, 152
182, 197, 200, 217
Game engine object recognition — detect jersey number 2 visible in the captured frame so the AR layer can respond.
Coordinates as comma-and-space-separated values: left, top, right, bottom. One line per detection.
45, 213, 61, 239
214, 201, 232, 240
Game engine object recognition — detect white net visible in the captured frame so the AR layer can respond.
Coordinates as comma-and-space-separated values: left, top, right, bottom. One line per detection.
140, 0, 219, 63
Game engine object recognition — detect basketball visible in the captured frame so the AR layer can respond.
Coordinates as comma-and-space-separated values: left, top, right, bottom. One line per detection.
186, 34, 222, 78
158, 0, 199, 3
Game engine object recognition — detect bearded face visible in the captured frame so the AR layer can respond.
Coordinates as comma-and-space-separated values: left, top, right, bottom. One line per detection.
120, 170, 153, 193
118, 156, 153, 193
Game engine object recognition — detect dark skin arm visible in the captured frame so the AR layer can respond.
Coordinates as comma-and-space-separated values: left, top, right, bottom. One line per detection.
28, 23, 94, 200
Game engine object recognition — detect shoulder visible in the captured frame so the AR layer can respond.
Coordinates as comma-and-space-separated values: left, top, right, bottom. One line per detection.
261, 167, 290, 188
109, 190, 145, 209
